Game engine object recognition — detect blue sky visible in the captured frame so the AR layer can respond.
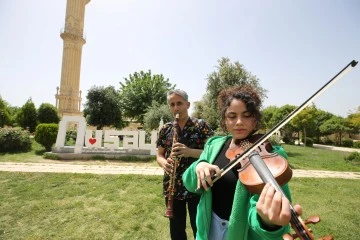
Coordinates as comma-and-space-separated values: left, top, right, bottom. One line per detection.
0, 0, 359, 117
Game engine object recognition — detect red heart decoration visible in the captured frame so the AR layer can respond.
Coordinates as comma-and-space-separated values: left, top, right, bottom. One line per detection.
89, 138, 96, 145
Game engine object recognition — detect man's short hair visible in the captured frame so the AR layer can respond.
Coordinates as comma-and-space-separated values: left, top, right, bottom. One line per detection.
167, 89, 189, 103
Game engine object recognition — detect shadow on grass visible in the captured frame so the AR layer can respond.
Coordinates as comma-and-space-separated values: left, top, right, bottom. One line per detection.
35, 149, 47, 156
286, 152, 303, 158
288, 163, 298, 169
0, 150, 33, 155
90, 155, 156, 163
286, 152, 303, 169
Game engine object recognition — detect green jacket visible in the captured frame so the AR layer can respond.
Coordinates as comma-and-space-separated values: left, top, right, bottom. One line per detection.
182, 136, 292, 240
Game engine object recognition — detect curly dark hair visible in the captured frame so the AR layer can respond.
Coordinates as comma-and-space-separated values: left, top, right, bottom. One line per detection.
217, 84, 262, 132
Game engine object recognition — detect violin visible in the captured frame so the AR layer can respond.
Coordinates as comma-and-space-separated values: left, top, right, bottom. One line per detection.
226, 134, 292, 194
225, 134, 333, 240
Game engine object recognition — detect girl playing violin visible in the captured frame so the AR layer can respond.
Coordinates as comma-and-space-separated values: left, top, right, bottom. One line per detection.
183, 84, 300, 240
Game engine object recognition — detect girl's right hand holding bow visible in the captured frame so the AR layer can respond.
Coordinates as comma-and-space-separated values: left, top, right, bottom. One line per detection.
195, 162, 222, 191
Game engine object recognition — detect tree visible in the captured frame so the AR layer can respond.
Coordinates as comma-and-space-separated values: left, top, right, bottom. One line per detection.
197, 93, 219, 130
346, 109, 360, 136
143, 101, 172, 131
15, 98, 38, 132
7, 106, 20, 127
192, 101, 206, 119
260, 106, 279, 131
0, 96, 12, 127
291, 105, 317, 146
269, 104, 297, 143
312, 109, 334, 142
319, 116, 349, 145
200, 57, 267, 129
119, 70, 175, 123
38, 103, 60, 124
83, 86, 125, 130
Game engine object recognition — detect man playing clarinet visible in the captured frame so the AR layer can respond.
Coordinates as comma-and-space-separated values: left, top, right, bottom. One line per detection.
156, 89, 213, 240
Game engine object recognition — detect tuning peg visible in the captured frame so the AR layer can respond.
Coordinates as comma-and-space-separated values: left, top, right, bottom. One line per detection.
303, 215, 334, 240
304, 215, 320, 225
283, 233, 297, 240
283, 232, 334, 240
318, 236, 334, 240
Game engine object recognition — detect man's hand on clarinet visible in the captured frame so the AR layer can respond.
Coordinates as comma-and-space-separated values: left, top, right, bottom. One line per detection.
172, 142, 191, 158
162, 158, 174, 175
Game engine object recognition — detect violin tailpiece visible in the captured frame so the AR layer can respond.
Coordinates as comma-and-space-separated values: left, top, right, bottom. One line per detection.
238, 139, 252, 150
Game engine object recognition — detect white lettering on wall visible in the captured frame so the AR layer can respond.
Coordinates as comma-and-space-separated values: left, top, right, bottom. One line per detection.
85, 130, 102, 148
54, 116, 86, 154
54, 116, 157, 155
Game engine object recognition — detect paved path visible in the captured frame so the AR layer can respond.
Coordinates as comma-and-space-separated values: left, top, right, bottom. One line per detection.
313, 144, 360, 153
0, 162, 163, 175
1, 162, 360, 179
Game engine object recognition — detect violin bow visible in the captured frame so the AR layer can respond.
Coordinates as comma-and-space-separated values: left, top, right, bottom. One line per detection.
212, 60, 358, 183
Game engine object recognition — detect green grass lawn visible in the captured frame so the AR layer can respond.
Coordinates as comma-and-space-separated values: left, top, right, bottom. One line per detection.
288, 178, 359, 240
0, 173, 358, 239
0, 142, 359, 239
283, 144, 360, 172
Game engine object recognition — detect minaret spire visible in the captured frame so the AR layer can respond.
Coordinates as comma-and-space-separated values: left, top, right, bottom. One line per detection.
56, 0, 90, 117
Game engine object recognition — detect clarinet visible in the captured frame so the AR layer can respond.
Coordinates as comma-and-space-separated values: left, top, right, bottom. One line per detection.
164, 113, 180, 218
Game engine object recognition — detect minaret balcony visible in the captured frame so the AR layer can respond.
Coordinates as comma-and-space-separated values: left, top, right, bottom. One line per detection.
60, 28, 86, 44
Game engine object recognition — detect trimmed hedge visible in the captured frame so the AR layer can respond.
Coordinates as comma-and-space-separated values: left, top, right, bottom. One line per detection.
35, 124, 59, 152
0, 127, 32, 153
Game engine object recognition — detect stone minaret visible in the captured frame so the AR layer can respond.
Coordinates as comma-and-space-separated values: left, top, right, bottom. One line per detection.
55, 0, 90, 117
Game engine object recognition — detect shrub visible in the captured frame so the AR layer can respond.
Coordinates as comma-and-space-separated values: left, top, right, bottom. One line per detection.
213, 128, 227, 136
65, 129, 77, 145
282, 136, 294, 145
35, 124, 59, 151
323, 137, 334, 145
353, 141, 360, 149
341, 138, 353, 148
344, 152, 360, 162
0, 127, 32, 153
43, 152, 60, 160
269, 135, 282, 146
301, 137, 313, 147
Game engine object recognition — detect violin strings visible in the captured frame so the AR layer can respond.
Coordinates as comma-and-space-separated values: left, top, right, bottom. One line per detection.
239, 139, 312, 239
290, 206, 312, 240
